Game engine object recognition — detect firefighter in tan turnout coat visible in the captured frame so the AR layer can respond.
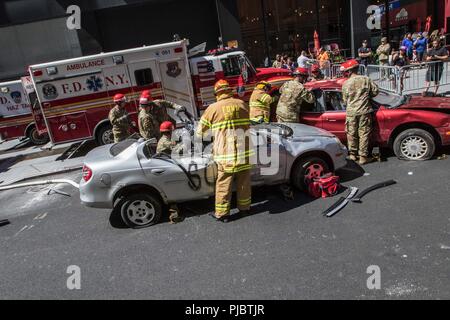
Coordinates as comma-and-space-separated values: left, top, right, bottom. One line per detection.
196, 80, 254, 222
249, 81, 273, 124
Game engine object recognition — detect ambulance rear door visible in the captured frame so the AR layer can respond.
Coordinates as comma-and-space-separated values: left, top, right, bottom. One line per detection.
21, 76, 47, 135
158, 56, 197, 119
126, 59, 162, 107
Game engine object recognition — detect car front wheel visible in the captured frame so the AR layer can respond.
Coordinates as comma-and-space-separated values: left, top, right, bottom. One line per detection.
120, 194, 163, 229
393, 128, 435, 161
291, 156, 330, 191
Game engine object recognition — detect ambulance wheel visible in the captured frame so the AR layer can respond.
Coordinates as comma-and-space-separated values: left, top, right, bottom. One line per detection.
291, 156, 330, 191
96, 124, 114, 145
120, 194, 163, 229
28, 126, 49, 145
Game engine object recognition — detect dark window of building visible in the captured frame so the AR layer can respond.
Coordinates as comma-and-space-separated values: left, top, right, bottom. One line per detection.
134, 69, 154, 86
221, 56, 241, 77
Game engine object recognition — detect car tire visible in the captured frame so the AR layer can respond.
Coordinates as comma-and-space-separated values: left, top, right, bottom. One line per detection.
120, 193, 163, 229
291, 156, 330, 191
28, 125, 49, 145
96, 124, 114, 146
393, 128, 435, 161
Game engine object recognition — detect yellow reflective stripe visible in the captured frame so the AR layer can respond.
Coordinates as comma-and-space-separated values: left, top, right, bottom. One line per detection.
250, 102, 270, 110
223, 164, 253, 173
211, 119, 250, 130
238, 198, 251, 205
200, 118, 212, 128
215, 203, 230, 213
214, 149, 255, 161
260, 94, 273, 104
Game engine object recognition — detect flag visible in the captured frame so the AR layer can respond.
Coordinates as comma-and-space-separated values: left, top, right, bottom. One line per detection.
197, 61, 216, 82
189, 42, 207, 57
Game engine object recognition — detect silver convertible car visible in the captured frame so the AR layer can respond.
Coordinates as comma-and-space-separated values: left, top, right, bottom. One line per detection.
80, 120, 348, 228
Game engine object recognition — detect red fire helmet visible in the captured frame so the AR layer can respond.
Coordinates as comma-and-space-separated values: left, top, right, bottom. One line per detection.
113, 93, 126, 103
160, 121, 175, 133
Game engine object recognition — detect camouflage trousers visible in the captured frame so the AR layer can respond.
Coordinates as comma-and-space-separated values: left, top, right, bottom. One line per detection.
346, 114, 373, 157
112, 129, 129, 143
215, 168, 251, 218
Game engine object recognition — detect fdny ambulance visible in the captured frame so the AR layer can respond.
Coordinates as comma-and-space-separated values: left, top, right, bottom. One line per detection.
28, 40, 292, 145
0, 79, 48, 145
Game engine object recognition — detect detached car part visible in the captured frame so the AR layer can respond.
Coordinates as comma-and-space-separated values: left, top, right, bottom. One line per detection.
323, 186, 359, 218
352, 180, 397, 203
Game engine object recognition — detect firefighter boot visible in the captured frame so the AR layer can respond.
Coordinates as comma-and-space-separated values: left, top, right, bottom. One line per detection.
169, 205, 184, 224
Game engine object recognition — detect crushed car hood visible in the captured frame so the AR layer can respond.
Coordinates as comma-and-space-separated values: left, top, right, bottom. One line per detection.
400, 96, 450, 113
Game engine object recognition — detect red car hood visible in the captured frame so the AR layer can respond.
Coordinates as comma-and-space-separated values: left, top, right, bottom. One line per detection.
400, 95, 450, 111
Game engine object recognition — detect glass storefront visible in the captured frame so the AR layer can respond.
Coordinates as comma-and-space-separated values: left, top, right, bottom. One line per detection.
364, 0, 438, 50
236, 0, 349, 66
233, 0, 447, 65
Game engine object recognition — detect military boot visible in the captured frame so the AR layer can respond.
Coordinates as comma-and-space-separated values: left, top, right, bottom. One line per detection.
348, 154, 358, 162
359, 156, 375, 165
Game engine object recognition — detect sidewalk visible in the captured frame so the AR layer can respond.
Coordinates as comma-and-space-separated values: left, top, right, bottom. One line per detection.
0, 153, 83, 186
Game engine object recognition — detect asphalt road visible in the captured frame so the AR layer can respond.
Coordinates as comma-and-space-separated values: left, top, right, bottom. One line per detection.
0, 154, 449, 299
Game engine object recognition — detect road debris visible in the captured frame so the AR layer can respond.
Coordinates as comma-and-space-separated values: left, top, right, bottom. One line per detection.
0, 219, 10, 227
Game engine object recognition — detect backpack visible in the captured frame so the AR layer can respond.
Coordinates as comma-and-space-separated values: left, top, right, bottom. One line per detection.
308, 173, 340, 198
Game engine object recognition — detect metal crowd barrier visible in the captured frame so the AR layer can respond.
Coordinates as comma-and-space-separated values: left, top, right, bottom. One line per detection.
365, 61, 449, 95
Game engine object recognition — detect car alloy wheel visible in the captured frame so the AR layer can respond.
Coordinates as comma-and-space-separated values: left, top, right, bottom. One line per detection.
125, 200, 156, 226
304, 163, 325, 184
119, 193, 163, 229
291, 156, 330, 191
400, 135, 429, 160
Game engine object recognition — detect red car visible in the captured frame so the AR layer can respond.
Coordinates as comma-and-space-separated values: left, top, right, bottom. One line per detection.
291, 79, 450, 161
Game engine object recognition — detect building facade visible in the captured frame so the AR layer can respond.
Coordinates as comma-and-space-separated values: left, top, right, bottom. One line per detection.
0, 0, 449, 81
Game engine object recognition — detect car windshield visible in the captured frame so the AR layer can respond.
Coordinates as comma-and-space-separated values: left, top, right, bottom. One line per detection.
373, 90, 408, 108
109, 139, 138, 157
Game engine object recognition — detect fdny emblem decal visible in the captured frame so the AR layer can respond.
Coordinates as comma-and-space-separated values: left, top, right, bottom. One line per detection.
10, 91, 22, 104
86, 76, 103, 92
166, 62, 182, 78
42, 84, 58, 100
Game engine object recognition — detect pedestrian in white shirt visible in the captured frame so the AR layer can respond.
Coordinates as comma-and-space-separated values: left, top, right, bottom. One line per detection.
297, 51, 313, 68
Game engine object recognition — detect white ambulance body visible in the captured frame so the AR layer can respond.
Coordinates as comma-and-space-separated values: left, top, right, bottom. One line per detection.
28, 40, 291, 145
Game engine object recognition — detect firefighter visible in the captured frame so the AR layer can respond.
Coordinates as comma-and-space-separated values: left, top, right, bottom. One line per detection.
156, 121, 183, 156
249, 81, 273, 124
196, 79, 253, 223
138, 90, 187, 140
108, 93, 131, 143
276, 67, 315, 123
341, 59, 379, 165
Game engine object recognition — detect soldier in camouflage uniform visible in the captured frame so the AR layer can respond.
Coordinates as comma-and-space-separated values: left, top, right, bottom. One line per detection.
108, 93, 131, 143
138, 90, 186, 140
157, 121, 185, 224
341, 59, 379, 165
276, 67, 315, 123
156, 121, 184, 156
